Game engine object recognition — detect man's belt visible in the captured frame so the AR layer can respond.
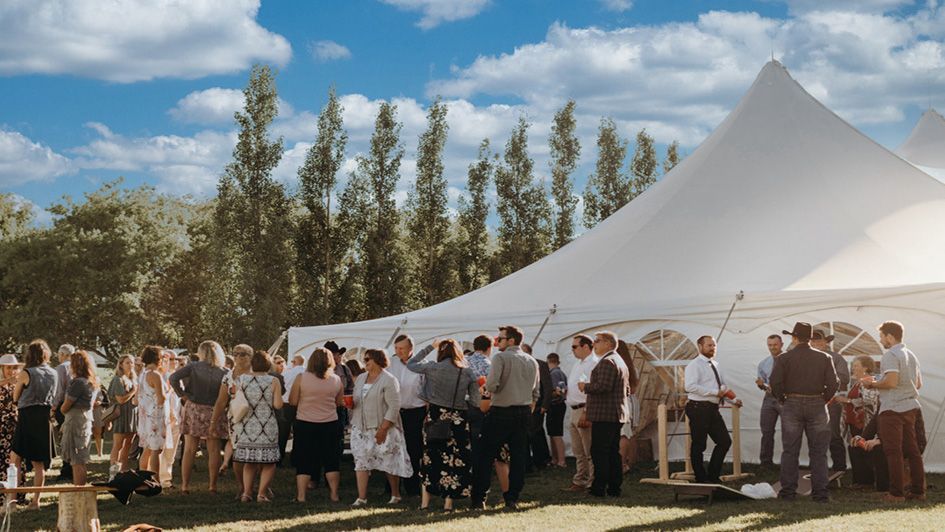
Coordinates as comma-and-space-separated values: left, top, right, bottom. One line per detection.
569, 403, 586, 410
686, 400, 719, 408
785, 393, 822, 398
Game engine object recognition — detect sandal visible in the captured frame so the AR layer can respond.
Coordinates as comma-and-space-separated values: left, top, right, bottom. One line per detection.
257, 495, 272, 503
239, 494, 253, 503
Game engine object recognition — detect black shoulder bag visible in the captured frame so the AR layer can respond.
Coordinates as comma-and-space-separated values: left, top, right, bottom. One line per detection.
424, 367, 463, 443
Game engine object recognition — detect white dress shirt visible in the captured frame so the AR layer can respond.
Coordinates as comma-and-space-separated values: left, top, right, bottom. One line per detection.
685, 354, 725, 404
281, 364, 306, 402
388, 354, 426, 409
566, 353, 600, 406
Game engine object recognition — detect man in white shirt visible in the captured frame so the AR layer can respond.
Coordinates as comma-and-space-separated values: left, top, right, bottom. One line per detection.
281, 355, 306, 402
390, 334, 427, 497
561, 334, 599, 492
684, 335, 740, 483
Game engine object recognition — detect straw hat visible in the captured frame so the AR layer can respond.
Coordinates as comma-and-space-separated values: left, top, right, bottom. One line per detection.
0, 354, 24, 367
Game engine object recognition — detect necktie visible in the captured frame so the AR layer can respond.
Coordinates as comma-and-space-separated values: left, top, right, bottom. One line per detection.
709, 360, 723, 404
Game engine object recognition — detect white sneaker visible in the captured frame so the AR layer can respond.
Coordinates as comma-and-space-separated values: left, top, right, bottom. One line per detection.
388, 496, 402, 505
351, 498, 368, 507
108, 464, 120, 481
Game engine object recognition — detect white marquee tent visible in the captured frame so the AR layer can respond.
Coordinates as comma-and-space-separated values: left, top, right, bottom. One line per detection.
898, 108, 945, 182
290, 61, 945, 470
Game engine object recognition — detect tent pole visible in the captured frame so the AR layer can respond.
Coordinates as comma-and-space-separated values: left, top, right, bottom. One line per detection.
529, 304, 558, 347
267, 330, 288, 357
717, 291, 744, 342
384, 318, 409, 349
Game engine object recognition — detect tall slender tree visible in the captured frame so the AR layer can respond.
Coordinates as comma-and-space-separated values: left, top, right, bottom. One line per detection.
213, 64, 294, 346
406, 98, 455, 305
456, 139, 493, 293
494, 116, 552, 276
295, 86, 349, 325
583, 117, 629, 228
549, 100, 580, 249
358, 102, 410, 318
630, 128, 658, 199
663, 140, 680, 174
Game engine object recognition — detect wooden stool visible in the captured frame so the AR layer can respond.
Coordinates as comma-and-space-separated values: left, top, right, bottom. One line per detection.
1, 485, 113, 532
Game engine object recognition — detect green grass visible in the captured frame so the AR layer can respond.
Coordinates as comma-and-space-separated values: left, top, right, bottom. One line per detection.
7, 446, 945, 531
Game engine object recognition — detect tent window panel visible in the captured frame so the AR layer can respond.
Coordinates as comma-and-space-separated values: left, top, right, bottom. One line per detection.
630, 329, 698, 432
814, 321, 883, 359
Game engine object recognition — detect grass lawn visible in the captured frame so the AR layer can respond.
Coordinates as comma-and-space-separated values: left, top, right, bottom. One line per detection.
7, 447, 945, 531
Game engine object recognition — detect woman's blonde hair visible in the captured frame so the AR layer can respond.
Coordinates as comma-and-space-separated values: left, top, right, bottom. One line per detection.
198, 340, 226, 368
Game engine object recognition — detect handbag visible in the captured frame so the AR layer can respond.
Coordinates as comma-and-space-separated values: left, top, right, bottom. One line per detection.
102, 404, 121, 424
424, 367, 464, 443
229, 379, 251, 423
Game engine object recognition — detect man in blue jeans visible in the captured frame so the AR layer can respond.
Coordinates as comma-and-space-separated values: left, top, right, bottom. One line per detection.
769, 322, 839, 502
755, 334, 783, 468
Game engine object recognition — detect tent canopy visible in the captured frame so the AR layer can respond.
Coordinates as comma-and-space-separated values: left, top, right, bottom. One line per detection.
290, 61, 945, 353
898, 108, 945, 182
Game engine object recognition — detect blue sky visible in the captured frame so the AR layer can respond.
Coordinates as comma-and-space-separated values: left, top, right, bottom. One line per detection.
1, 0, 943, 223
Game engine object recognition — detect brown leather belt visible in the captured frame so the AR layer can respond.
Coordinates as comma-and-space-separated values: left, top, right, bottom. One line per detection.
785, 393, 822, 398
570, 403, 586, 410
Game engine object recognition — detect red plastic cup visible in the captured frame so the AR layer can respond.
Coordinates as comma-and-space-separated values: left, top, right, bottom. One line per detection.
478, 376, 487, 387
343, 395, 353, 409
856, 437, 869, 450
723, 389, 736, 400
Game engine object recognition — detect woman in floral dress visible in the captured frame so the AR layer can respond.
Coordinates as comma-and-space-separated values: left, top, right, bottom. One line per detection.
233, 350, 282, 503
0, 354, 26, 503
137, 346, 170, 474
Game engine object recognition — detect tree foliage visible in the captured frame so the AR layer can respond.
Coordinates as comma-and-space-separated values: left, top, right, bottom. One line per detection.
630, 128, 658, 199
663, 140, 680, 174
456, 139, 493, 293
549, 100, 580, 249
583, 117, 629, 228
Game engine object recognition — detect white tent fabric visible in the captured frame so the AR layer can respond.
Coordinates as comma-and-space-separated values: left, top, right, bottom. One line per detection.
290, 61, 945, 470
898, 108, 945, 184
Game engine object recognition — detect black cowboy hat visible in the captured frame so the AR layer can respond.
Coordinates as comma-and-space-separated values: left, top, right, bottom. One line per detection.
782, 322, 813, 340
324, 341, 347, 355
811, 330, 836, 342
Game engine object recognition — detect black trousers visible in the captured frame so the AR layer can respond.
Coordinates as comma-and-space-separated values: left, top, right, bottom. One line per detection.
467, 407, 486, 468
472, 406, 530, 504
278, 405, 296, 465
400, 406, 427, 496
686, 402, 731, 483
590, 421, 623, 496
528, 408, 551, 470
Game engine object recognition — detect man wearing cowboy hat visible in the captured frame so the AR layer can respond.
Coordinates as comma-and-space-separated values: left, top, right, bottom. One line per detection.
326, 341, 354, 455
811, 330, 850, 473
769, 322, 839, 502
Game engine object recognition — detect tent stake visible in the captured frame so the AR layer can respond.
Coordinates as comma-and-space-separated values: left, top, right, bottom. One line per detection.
717, 291, 744, 342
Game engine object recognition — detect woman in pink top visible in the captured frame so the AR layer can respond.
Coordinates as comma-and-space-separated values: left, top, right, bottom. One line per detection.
289, 347, 344, 503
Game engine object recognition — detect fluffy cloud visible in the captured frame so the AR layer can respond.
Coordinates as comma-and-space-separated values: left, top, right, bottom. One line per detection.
0, 0, 291, 82
169, 88, 295, 125
309, 40, 353, 62
600, 0, 633, 12
380, 0, 490, 29
71, 123, 236, 196
0, 129, 73, 186
783, 0, 914, 14
429, 7, 945, 146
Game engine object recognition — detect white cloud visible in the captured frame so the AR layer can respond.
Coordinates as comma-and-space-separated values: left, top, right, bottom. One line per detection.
309, 40, 352, 62
380, 0, 490, 29
6, 194, 54, 227
0, 0, 291, 82
0, 129, 73, 186
429, 7, 945, 146
783, 0, 913, 14
169, 88, 294, 126
600, 0, 633, 12
71, 124, 236, 196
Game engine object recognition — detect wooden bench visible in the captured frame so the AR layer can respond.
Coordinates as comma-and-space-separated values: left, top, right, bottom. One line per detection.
1, 485, 114, 532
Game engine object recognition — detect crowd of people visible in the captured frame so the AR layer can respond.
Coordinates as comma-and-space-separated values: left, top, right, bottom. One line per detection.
0, 318, 928, 511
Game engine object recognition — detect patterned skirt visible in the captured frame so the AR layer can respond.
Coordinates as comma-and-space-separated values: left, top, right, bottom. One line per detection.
180, 401, 228, 439
60, 408, 93, 465
420, 404, 473, 499
350, 425, 413, 477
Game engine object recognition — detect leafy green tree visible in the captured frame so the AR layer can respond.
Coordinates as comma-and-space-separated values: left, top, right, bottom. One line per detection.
630, 128, 658, 199
213, 64, 294, 347
494, 116, 552, 277
456, 139, 493, 293
357, 102, 411, 319
406, 98, 456, 305
295, 86, 349, 325
663, 140, 680, 174
583, 117, 629, 228
549, 100, 580, 249
0, 193, 34, 240
0, 182, 189, 360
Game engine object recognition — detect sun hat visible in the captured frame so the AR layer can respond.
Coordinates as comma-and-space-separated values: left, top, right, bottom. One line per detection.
0, 354, 24, 367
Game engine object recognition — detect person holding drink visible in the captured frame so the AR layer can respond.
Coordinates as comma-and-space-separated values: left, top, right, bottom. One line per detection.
288, 347, 344, 503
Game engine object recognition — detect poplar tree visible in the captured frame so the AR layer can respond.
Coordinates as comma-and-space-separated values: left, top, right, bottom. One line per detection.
582, 117, 629, 228
358, 102, 410, 318
456, 139, 493, 293
213, 64, 294, 346
630, 128, 658, 199
494, 116, 551, 276
663, 140, 680, 174
295, 86, 349, 325
406, 98, 455, 305
549, 100, 580, 249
